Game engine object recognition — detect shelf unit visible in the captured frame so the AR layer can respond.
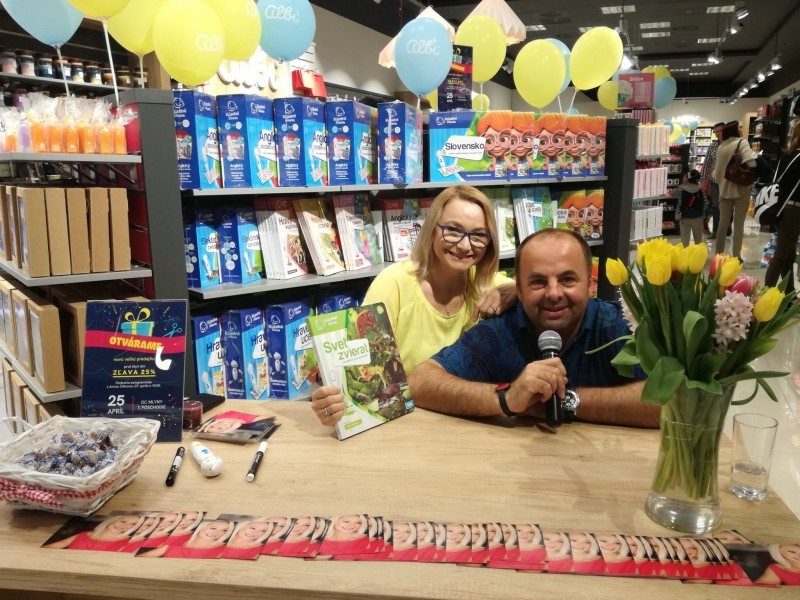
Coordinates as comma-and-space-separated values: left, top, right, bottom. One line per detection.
0, 261, 151, 287
0, 153, 141, 164
0, 338, 81, 403
0, 71, 130, 96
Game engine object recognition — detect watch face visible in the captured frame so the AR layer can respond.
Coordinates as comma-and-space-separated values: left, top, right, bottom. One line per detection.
563, 390, 580, 412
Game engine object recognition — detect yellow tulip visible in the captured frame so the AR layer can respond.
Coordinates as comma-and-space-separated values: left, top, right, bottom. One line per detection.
686, 243, 707, 274
753, 287, 784, 322
675, 247, 689, 273
636, 241, 646, 267
645, 253, 672, 286
670, 243, 684, 272
718, 257, 742, 287
606, 258, 628, 286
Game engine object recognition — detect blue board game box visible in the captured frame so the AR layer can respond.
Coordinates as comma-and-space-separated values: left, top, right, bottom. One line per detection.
217, 94, 277, 188
266, 299, 318, 399
325, 100, 377, 186
274, 97, 328, 187
183, 207, 221, 289
191, 314, 226, 397
173, 90, 221, 190
221, 308, 269, 400
377, 102, 422, 184
215, 205, 263, 285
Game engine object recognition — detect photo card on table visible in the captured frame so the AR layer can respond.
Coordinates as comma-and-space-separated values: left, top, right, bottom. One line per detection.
444, 522, 472, 563
543, 531, 573, 574
136, 518, 236, 559
569, 532, 605, 575
43, 513, 146, 552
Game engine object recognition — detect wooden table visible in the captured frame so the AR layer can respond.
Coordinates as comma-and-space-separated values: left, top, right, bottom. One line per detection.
1, 401, 798, 600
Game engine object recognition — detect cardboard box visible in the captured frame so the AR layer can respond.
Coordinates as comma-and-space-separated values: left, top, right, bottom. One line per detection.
217, 94, 277, 188
221, 308, 268, 400
16, 187, 50, 277
22, 388, 39, 425
173, 90, 221, 190
191, 314, 226, 397
9, 370, 27, 431
0, 278, 16, 347
215, 205, 263, 285
44, 188, 72, 275
65, 188, 91, 274
108, 188, 132, 271
26, 295, 65, 393
274, 97, 328, 187
87, 188, 110, 272
49, 287, 86, 386
378, 102, 423, 184
326, 100, 377, 186
316, 291, 360, 314
183, 208, 221, 288
2, 359, 14, 432
6, 185, 20, 267
36, 399, 66, 423
0, 186, 12, 261
266, 299, 317, 399
11, 287, 37, 374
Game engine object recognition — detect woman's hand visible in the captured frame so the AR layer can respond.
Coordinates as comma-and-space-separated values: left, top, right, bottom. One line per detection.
473, 282, 517, 321
311, 386, 346, 426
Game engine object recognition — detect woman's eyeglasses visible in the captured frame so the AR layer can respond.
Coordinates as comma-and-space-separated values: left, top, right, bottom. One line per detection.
437, 224, 491, 249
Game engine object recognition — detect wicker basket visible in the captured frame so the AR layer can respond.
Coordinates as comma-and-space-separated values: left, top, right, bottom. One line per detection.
0, 416, 159, 517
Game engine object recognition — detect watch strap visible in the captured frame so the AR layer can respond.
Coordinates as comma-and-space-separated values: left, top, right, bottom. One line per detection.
497, 386, 517, 417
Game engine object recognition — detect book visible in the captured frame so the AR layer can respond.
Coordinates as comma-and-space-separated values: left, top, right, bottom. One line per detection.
306, 302, 414, 440
379, 198, 431, 262
511, 187, 554, 240
483, 188, 516, 253
254, 197, 309, 279
554, 189, 587, 236
293, 197, 346, 276
333, 194, 383, 270
195, 410, 278, 444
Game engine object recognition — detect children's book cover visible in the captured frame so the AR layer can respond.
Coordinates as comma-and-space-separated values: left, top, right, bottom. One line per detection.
307, 303, 414, 440
293, 198, 345, 276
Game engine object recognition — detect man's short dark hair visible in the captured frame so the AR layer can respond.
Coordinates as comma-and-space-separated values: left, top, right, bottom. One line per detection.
714, 122, 725, 128
515, 229, 593, 279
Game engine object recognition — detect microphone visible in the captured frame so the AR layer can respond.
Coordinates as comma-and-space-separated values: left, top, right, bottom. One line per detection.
537, 330, 563, 428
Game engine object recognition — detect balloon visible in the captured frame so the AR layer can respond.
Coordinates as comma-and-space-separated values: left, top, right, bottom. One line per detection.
689, 120, 699, 131
153, 0, 225, 87
675, 133, 687, 145
546, 38, 571, 93
67, 0, 129, 18
205, 0, 261, 61
642, 65, 671, 80
107, 0, 166, 55
565, 107, 580, 115
669, 125, 682, 143
259, 0, 316, 62
597, 81, 619, 111
395, 18, 453, 96
455, 15, 505, 83
681, 124, 691, 136
472, 93, 490, 110
426, 90, 438, 111
1, 0, 82, 46
570, 27, 623, 90
513, 40, 566, 109
654, 76, 677, 109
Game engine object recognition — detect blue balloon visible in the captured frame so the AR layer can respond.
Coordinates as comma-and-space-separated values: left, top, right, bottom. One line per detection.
689, 120, 699, 131
675, 133, 687, 145
1, 0, 82, 46
395, 19, 453, 97
259, 0, 316, 62
654, 77, 677, 109
546, 38, 571, 93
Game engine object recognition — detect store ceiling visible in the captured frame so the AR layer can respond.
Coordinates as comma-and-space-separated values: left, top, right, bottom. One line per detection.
313, 0, 800, 101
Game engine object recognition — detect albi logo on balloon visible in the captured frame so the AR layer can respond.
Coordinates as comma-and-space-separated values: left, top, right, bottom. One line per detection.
196, 33, 224, 54
264, 3, 301, 24
406, 38, 440, 57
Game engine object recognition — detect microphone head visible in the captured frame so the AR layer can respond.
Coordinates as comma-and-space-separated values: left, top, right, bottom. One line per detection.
537, 330, 562, 354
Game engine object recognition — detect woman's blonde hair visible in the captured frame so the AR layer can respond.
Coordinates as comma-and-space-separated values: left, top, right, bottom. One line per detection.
785, 120, 800, 155
94, 514, 144, 538
231, 520, 274, 546
188, 520, 234, 546
411, 185, 499, 301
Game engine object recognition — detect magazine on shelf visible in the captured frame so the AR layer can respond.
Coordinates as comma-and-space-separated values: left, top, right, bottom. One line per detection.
511, 187, 554, 240
379, 198, 432, 262
483, 188, 516, 252
293, 197, 346, 276
254, 197, 309, 279
306, 302, 414, 440
333, 194, 383, 270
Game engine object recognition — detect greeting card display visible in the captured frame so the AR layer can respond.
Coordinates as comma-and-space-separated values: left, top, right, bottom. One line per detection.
81, 301, 187, 442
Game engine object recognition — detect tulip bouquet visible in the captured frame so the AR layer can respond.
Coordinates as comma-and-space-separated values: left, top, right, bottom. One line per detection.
605, 239, 799, 532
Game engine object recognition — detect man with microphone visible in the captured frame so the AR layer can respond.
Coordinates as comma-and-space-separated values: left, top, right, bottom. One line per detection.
408, 228, 659, 428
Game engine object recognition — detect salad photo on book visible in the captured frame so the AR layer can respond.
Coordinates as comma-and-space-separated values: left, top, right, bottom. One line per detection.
307, 303, 414, 440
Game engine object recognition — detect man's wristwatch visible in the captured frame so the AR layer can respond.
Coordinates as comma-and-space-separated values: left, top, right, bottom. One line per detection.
495, 383, 518, 417
562, 388, 580, 423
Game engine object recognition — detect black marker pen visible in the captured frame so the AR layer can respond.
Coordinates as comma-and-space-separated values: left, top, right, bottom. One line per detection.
165, 446, 185, 487
246, 441, 267, 482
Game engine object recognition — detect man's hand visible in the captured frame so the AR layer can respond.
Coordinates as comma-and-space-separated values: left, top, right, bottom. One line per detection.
504, 358, 567, 414
310, 386, 346, 426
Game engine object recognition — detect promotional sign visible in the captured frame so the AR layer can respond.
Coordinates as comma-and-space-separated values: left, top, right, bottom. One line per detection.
81, 301, 188, 443
617, 72, 655, 109
437, 45, 473, 112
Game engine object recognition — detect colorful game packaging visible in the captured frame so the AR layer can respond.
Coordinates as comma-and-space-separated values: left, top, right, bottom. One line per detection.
377, 102, 422, 184
173, 90, 221, 190
274, 97, 328, 187
265, 299, 318, 399
217, 94, 277, 188
325, 100, 377, 186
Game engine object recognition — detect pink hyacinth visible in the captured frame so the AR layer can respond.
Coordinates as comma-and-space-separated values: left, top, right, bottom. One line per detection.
712, 291, 754, 352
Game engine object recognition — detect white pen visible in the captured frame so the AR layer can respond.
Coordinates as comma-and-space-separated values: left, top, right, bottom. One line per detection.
246, 441, 268, 482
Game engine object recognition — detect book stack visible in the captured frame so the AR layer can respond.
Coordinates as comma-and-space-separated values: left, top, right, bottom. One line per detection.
332, 194, 384, 271
293, 198, 346, 276
254, 198, 309, 279
512, 187, 554, 240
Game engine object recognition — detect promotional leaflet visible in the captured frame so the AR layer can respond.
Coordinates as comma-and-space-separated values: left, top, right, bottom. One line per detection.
81, 301, 187, 442
436, 45, 473, 112
618, 73, 655, 109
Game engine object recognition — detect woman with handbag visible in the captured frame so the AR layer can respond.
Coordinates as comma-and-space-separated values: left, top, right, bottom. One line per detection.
712, 120, 758, 259
765, 120, 800, 293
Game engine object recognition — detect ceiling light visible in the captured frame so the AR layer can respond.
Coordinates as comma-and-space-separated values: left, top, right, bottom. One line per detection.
707, 5, 735, 13
578, 26, 593, 33
621, 54, 634, 70
757, 71, 766, 82
736, 8, 749, 20
691, 62, 711, 67
766, 69, 775, 77
525, 24, 547, 31
640, 22, 670, 29
689, 72, 709, 76
770, 56, 782, 70
467, 0, 527, 45
728, 22, 739, 35
698, 37, 722, 44
642, 31, 670, 38
601, 6, 636, 14
671, 68, 689, 72
630, 45, 644, 51
708, 48, 723, 64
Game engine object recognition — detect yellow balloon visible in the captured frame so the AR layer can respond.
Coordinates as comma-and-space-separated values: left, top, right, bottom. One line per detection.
67, 0, 130, 18
107, 0, 167, 56
570, 27, 623, 90
642, 65, 671, 80
472, 93, 490, 110
513, 40, 566, 109
597, 81, 618, 111
203, 0, 261, 61
669, 126, 682, 142
681, 124, 691, 136
426, 90, 438, 111
153, 0, 225, 87
455, 15, 506, 83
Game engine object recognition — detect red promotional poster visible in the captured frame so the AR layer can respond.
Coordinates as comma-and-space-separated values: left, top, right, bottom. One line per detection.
618, 72, 655, 109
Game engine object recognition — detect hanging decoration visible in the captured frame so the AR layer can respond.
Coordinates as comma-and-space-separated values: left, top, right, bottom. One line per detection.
654, 77, 678, 109
465, 0, 526, 45
379, 6, 455, 69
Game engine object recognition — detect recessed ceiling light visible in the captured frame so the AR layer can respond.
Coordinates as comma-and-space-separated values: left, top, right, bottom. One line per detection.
706, 5, 735, 13
689, 72, 709, 76
630, 45, 644, 51
601, 6, 636, 14
697, 37, 722, 43
525, 24, 547, 31
691, 62, 711, 67
642, 31, 670, 38
578, 26, 593, 33
640, 22, 670, 29
671, 68, 689, 72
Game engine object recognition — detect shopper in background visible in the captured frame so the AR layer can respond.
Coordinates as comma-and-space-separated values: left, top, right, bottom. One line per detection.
676, 169, 705, 246
712, 120, 758, 259
311, 185, 517, 426
765, 120, 800, 294
700, 122, 726, 237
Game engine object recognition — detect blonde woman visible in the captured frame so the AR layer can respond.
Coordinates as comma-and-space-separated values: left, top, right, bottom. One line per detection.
139, 520, 234, 558
415, 521, 438, 562
570, 532, 604, 574
444, 523, 472, 563
140, 511, 182, 548
390, 521, 418, 561
165, 510, 204, 545
221, 519, 273, 560
278, 516, 320, 557
311, 185, 516, 425
485, 522, 506, 562
756, 543, 800, 585
318, 514, 370, 557
543, 531, 572, 573
261, 516, 292, 556
597, 533, 636, 575
44, 514, 144, 551
122, 513, 161, 553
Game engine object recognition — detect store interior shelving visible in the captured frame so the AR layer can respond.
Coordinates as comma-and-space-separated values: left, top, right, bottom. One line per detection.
0, 71, 129, 96
0, 261, 151, 288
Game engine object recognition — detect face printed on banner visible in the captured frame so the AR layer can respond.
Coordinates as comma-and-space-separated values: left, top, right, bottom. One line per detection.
588, 132, 606, 157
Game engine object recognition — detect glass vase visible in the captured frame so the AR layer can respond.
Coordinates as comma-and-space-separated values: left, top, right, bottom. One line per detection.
644, 383, 735, 534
